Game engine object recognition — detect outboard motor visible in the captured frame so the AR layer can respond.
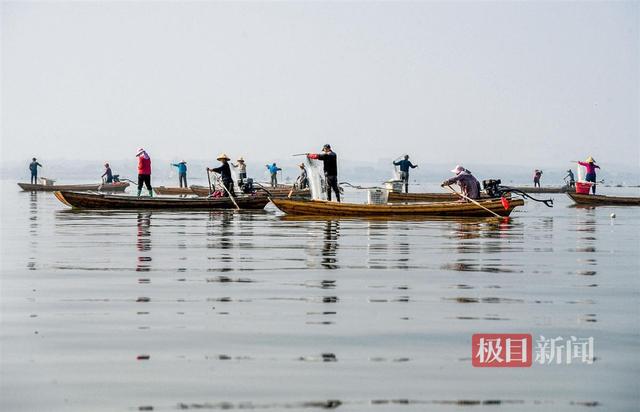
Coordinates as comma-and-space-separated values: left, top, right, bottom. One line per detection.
482, 179, 502, 198
242, 178, 254, 194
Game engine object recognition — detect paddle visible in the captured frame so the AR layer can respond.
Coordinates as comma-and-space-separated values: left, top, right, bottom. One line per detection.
214, 174, 240, 210
206, 168, 213, 195
445, 185, 503, 218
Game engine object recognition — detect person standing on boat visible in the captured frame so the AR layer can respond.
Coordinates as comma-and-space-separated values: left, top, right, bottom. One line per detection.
564, 169, 575, 188
441, 165, 481, 201
533, 169, 543, 188
295, 163, 308, 190
136, 148, 153, 197
393, 155, 418, 193
171, 160, 188, 188
308, 144, 340, 202
266, 163, 281, 188
208, 154, 235, 197
102, 163, 114, 184
576, 156, 600, 194
29, 158, 42, 184
233, 157, 247, 186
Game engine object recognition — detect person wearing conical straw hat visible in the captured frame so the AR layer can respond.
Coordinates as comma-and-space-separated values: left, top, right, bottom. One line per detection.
208, 153, 234, 197
576, 156, 600, 194
136, 148, 153, 197
171, 160, 188, 188
440, 165, 480, 201
295, 163, 308, 190
233, 157, 247, 186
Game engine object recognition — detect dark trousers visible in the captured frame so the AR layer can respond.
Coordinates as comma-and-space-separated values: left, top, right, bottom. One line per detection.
31, 173, 37, 184
179, 173, 187, 188
400, 171, 409, 193
270, 174, 278, 188
534, 178, 540, 188
585, 173, 596, 194
326, 175, 340, 202
138, 174, 152, 191
222, 179, 235, 197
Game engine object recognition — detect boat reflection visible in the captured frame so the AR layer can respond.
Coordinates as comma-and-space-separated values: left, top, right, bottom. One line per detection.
136, 212, 152, 272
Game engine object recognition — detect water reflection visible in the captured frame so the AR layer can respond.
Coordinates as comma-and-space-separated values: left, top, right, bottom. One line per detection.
321, 221, 339, 269
27, 191, 38, 270
136, 212, 152, 272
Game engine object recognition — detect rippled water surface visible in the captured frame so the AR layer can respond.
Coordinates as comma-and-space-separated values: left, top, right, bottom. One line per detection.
1, 182, 639, 411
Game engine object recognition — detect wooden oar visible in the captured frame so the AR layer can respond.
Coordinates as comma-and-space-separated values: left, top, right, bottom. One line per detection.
206, 168, 213, 195
445, 185, 502, 218
214, 174, 240, 210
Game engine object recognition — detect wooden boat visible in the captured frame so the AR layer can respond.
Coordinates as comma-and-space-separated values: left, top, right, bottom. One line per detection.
567, 192, 640, 206
509, 186, 573, 194
54, 191, 270, 210
271, 198, 524, 218
18, 182, 129, 192
388, 192, 491, 203
190, 185, 311, 199
153, 186, 195, 195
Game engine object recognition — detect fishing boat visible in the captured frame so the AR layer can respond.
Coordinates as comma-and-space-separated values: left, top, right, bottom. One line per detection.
153, 186, 195, 195
388, 192, 491, 203
190, 185, 311, 199
271, 198, 524, 218
567, 192, 640, 206
509, 186, 573, 194
18, 182, 129, 192
54, 191, 270, 210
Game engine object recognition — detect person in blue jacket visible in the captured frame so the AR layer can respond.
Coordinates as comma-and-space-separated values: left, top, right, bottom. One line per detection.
266, 163, 282, 188
393, 155, 418, 193
171, 160, 188, 187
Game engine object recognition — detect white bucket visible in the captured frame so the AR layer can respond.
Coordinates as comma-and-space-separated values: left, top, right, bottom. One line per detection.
384, 180, 403, 193
40, 177, 56, 186
368, 189, 389, 205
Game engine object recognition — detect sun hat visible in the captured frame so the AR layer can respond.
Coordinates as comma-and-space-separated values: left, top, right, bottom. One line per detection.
298, 163, 305, 168
451, 165, 465, 174
585, 156, 595, 163
136, 148, 145, 156
217, 153, 230, 161
237, 157, 245, 162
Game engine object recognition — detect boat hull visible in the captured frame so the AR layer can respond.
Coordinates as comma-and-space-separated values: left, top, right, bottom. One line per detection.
567, 192, 640, 206
18, 182, 129, 192
271, 198, 524, 218
510, 186, 572, 194
190, 185, 311, 199
54, 191, 270, 210
153, 186, 195, 195
388, 192, 489, 202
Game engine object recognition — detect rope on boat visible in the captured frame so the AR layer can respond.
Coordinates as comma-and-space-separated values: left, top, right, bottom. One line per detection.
339, 182, 383, 190
498, 186, 554, 208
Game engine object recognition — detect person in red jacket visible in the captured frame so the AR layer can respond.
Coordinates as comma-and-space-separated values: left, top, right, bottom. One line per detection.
136, 148, 153, 197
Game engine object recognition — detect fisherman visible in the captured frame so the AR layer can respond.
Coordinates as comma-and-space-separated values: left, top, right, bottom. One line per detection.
208, 153, 235, 197
307, 144, 340, 202
533, 169, 543, 188
576, 156, 600, 194
266, 163, 281, 187
136, 148, 153, 197
393, 155, 418, 193
171, 160, 188, 188
441, 165, 481, 201
234, 157, 247, 186
102, 163, 114, 184
29, 158, 42, 184
564, 169, 575, 187
295, 163, 308, 190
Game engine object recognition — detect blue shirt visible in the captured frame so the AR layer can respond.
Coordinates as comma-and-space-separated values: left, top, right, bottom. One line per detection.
393, 159, 417, 173
267, 164, 281, 174
172, 162, 187, 174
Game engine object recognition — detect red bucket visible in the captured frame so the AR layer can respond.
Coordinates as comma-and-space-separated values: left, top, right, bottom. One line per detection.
575, 181, 593, 194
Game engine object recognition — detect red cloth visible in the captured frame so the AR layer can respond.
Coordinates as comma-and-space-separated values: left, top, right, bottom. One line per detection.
138, 154, 151, 174
307, 153, 319, 159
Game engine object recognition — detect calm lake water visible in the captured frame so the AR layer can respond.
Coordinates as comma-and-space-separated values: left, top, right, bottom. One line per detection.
1, 181, 639, 411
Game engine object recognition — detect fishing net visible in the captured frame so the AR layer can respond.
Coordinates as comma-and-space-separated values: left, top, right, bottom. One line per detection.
305, 157, 326, 200
229, 162, 240, 184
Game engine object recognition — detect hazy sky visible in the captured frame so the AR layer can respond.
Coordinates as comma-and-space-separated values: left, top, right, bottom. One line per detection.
1, 1, 638, 167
